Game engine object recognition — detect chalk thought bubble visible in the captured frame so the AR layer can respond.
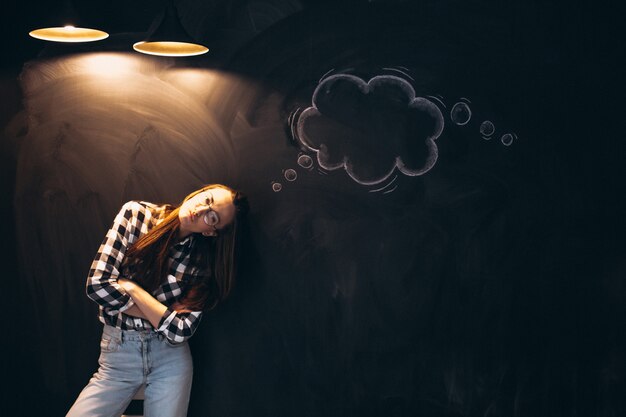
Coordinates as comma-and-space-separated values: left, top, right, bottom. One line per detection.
297, 154, 314, 169
296, 74, 444, 185
480, 120, 495, 138
450, 102, 472, 125
284, 169, 297, 181
501, 133, 514, 146
272, 182, 282, 192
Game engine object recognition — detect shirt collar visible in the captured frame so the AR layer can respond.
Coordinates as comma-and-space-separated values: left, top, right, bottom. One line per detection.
174, 234, 195, 248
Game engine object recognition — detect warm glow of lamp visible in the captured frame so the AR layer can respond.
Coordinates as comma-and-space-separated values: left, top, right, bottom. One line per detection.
134, 0, 208, 57
29, 26, 109, 43
133, 41, 208, 57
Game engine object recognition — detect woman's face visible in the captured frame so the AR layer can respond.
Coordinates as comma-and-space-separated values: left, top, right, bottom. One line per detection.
179, 187, 236, 238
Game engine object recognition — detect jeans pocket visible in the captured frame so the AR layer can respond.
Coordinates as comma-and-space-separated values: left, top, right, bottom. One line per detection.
100, 334, 121, 353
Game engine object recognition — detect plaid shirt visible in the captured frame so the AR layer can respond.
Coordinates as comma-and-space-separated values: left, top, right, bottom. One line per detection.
86, 201, 204, 344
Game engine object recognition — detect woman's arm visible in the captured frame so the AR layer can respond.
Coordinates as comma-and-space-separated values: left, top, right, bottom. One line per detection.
119, 277, 203, 344
118, 278, 167, 328
86, 202, 146, 314
123, 304, 148, 320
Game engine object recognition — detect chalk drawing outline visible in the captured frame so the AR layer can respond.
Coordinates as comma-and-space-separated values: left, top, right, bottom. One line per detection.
296, 74, 444, 186
369, 175, 398, 193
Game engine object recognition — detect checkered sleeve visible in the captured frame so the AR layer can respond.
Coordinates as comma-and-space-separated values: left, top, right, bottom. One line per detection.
86, 201, 147, 315
157, 308, 203, 344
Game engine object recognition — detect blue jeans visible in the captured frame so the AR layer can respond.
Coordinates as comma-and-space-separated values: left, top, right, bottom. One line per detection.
66, 325, 193, 417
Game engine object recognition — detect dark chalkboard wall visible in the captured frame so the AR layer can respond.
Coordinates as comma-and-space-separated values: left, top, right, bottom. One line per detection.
1, 1, 623, 416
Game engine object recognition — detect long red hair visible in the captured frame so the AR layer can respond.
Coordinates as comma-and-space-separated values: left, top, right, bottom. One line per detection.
122, 184, 248, 312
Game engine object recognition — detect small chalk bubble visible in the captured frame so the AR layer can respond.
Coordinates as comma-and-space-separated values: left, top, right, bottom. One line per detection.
501, 133, 514, 146
271, 182, 282, 192
297, 154, 313, 169
284, 169, 297, 181
450, 102, 472, 125
480, 120, 495, 137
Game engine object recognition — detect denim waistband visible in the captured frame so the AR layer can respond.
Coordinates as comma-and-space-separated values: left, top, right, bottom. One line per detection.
103, 324, 162, 342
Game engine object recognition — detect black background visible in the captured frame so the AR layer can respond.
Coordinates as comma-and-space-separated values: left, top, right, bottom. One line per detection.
1, 1, 623, 416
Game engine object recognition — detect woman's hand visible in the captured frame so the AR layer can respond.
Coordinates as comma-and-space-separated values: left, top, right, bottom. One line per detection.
118, 278, 140, 295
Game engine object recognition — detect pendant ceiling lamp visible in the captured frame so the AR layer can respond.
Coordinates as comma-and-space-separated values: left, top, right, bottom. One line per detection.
133, 0, 208, 57
28, 1, 108, 43
29, 26, 109, 43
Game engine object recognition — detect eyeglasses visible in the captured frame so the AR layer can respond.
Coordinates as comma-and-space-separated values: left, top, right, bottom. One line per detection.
199, 192, 220, 236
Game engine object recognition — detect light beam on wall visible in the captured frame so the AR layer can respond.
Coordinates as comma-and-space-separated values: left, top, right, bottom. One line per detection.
133, 0, 208, 57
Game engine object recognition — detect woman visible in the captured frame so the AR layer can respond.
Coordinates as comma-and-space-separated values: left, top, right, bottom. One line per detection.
67, 184, 248, 417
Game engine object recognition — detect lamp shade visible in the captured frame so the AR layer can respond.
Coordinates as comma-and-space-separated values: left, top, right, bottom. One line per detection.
28, 0, 108, 43
29, 26, 109, 43
133, 1, 208, 57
